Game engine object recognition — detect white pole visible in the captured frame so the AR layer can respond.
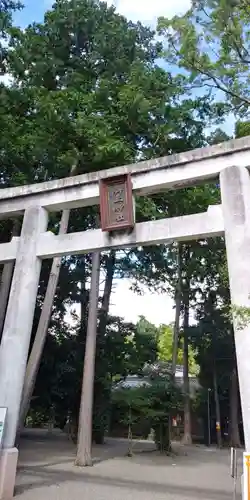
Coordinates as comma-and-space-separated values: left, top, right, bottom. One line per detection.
0, 206, 48, 499
220, 166, 250, 452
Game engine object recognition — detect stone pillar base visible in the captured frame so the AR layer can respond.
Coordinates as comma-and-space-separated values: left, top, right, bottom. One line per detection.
0, 448, 18, 499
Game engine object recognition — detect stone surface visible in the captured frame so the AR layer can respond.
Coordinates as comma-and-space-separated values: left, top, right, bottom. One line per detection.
0, 448, 18, 500
0, 206, 224, 264
35, 205, 223, 259
220, 166, 250, 452
15, 430, 241, 500
0, 206, 48, 450
0, 136, 250, 215
0, 239, 18, 264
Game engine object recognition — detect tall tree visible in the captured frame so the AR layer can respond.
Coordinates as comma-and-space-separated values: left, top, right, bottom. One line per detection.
181, 245, 192, 444
157, 323, 198, 374
0, 0, 22, 73
172, 243, 182, 376
99, 251, 116, 338
76, 252, 100, 467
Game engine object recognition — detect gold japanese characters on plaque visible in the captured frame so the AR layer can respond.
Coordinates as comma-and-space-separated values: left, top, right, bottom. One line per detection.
99, 174, 135, 232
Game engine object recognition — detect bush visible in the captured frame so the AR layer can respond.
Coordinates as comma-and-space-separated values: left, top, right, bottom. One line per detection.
111, 377, 182, 452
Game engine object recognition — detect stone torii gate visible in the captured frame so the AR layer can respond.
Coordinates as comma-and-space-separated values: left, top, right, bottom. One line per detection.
0, 136, 250, 498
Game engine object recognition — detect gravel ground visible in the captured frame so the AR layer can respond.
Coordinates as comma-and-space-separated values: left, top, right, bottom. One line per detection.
15, 430, 242, 500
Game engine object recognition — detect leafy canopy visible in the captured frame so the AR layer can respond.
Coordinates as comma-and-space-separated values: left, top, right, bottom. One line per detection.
158, 0, 250, 115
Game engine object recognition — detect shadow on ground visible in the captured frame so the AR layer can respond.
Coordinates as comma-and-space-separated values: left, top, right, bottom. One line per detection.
16, 465, 234, 500
16, 429, 242, 500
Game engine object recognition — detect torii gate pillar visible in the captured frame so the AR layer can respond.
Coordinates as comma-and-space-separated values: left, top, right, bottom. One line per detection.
220, 165, 250, 452
0, 206, 48, 499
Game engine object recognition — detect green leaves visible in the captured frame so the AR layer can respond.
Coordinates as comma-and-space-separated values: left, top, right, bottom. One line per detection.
1, 0, 185, 186
0, 1, 23, 70
157, 323, 199, 375
158, 0, 250, 115
112, 377, 181, 428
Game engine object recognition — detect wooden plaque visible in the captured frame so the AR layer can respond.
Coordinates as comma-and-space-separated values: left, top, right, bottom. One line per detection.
99, 174, 134, 232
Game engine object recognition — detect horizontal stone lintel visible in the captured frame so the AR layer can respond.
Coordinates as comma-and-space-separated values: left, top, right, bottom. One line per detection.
0, 206, 224, 263
0, 136, 250, 217
0, 238, 19, 263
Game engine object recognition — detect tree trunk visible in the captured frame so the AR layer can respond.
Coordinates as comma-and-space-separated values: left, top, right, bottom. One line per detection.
18, 163, 78, 431
230, 366, 241, 448
99, 250, 116, 335
169, 243, 182, 447
213, 363, 222, 448
172, 243, 182, 376
79, 256, 88, 333
75, 251, 100, 467
154, 421, 171, 453
182, 276, 192, 445
92, 251, 116, 444
0, 218, 21, 339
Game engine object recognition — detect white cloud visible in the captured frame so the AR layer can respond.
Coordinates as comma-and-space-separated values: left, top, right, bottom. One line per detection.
106, 0, 191, 25
44, 0, 191, 25
44, 0, 191, 24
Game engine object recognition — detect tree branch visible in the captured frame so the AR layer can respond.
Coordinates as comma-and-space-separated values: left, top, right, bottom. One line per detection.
227, 14, 250, 64
167, 39, 250, 106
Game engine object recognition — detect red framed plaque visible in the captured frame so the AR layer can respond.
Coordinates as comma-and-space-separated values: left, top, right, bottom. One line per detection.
99, 174, 135, 232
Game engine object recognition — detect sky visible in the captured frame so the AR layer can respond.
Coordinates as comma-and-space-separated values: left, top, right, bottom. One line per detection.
67, 278, 178, 327
13, 0, 192, 27
105, 0, 191, 24
10, 0, 231, 327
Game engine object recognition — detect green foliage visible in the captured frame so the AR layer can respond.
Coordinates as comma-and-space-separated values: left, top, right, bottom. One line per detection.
112, 377, 182, 451
157, 324, 178, 362
0, 0, 165, 185
235, 120, 250, 137
158, 0, 250, 115
30, 313, 158, 428
0, 0, 22, 73
157, 323, 199, 375
1, 0, 221, 191
231, 304, 250, 330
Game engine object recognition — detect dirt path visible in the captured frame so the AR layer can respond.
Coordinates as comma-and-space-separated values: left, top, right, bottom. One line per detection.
15, 429, 242, 500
